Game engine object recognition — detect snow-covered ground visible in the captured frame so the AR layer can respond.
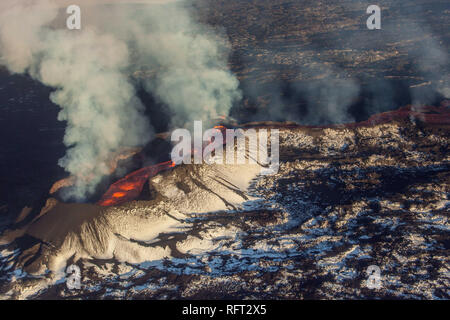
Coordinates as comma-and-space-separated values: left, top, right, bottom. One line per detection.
0, 117, 449, 299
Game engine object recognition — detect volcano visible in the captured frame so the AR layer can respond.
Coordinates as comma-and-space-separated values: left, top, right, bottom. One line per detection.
1, 102, 449, 299
0, 0, 449, 301
98, 102, 450, 208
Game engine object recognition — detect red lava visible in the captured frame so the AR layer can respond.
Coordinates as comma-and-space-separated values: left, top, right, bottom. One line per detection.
97, 160, 175, 206
98, 103, 449, 207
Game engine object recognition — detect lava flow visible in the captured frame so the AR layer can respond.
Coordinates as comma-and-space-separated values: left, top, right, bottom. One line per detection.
98, 126, 228, 207
97, 104, 450, 207
98, 160, 175, 206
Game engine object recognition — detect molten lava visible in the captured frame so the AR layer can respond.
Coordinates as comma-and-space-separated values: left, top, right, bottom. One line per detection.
97, 103, 449, 207
98, 126, 227, 207
98, 160, 175, 206
50, 147, 142, 195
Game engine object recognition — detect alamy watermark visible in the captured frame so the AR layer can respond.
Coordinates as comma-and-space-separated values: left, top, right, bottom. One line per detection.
66, 5, 81, 30
66, 264, 81, 290
66, 4, 380, 31
367, 5, 381, 30
171, 121, 279, 175
365, 265, 382, 289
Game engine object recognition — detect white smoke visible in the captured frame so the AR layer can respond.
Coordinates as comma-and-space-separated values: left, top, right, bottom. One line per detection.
100, 3, 242, 126
0, 0, 241, 199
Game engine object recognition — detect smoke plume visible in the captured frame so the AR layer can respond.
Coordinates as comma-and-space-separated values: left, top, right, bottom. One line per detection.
95, 3, 242, 126
0, 0, 241, 199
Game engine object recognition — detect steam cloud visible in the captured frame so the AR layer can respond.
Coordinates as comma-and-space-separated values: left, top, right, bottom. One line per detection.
0, 0, 241, 199
128, 5, 242, 126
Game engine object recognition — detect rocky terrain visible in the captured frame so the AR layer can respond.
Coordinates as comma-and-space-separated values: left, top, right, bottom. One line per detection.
0, 0, 449, 300
0, 104, 448, 299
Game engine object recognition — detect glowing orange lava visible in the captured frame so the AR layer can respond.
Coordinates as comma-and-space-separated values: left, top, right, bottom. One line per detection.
118, 182, 138, 191
98, 161, 176, 207
112, 192, 126, 198
98, 126, 228, 207
97, 103, 449, 207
